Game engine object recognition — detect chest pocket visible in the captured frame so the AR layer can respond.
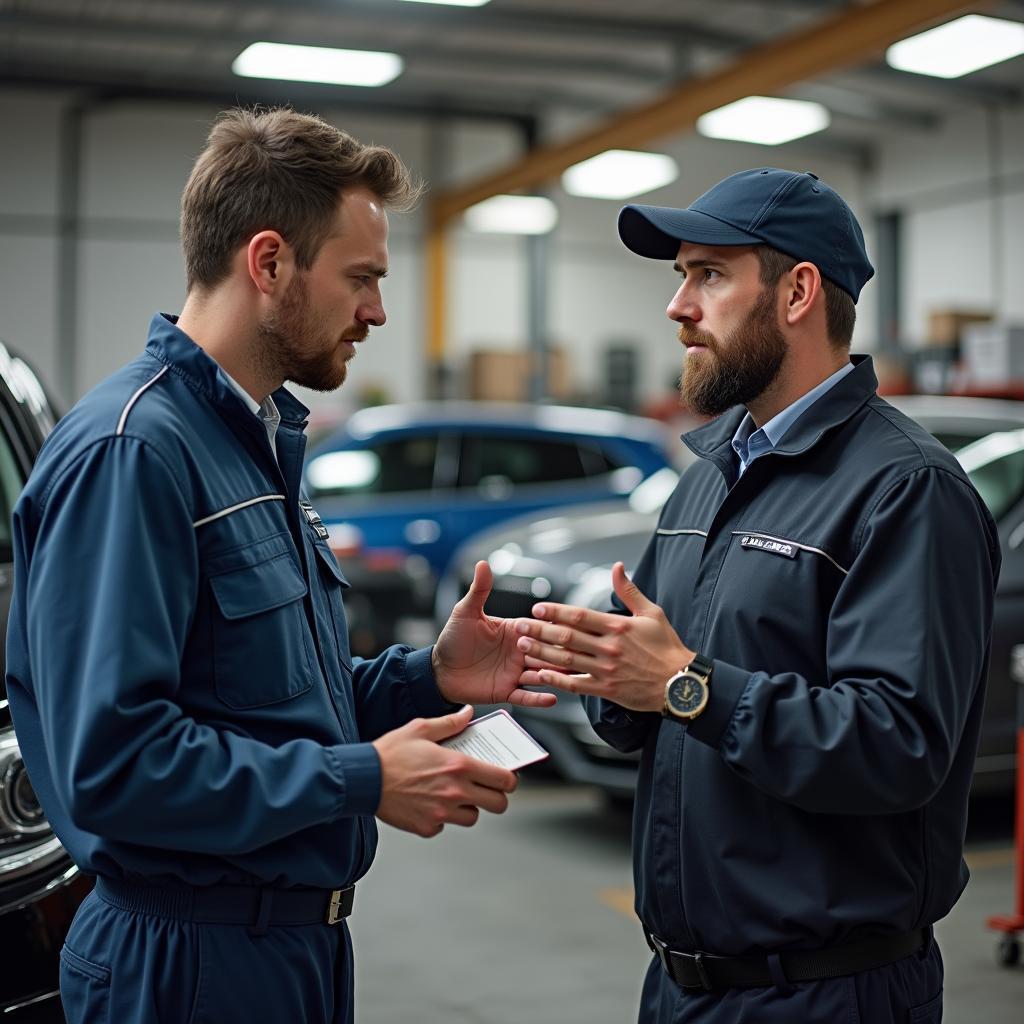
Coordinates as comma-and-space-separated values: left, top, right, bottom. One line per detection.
709, 529, 848, 656
208, 540, 316, 709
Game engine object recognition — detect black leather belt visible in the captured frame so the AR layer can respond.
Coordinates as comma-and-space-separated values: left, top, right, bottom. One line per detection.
644, 926, 927, 991
96, 877, 355, 928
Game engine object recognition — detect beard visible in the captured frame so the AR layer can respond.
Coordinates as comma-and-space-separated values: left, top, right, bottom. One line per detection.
256, 273, 367, 393
679, 286, 787, 417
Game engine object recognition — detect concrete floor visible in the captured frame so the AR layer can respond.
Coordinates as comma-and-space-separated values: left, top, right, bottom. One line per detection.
352, 782, 1021, 1024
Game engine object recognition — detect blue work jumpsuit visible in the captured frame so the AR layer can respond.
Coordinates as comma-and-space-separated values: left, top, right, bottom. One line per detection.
589, 357, 1001, 1023
7, 314, 454, 1023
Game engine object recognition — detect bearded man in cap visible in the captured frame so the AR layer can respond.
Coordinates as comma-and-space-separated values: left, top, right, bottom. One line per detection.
514, 168, 999, 1023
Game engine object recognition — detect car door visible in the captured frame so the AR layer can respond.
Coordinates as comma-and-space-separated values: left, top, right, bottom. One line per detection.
985, 502, 1024, 791
0, 343, 94, 1017
305, 430, 456, 577
444, 431, 635, 573
961, 433, 1024, 793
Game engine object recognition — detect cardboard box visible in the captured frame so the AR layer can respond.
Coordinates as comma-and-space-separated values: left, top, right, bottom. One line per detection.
468, 348, 569, 401
927, 309, 992, 347
962, 323, 1024, 386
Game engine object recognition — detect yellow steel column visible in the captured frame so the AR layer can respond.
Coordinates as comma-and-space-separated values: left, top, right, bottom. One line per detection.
425, 210, 448, 396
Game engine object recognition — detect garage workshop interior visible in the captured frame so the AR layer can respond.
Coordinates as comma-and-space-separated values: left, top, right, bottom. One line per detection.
1, 1, 1023, 1022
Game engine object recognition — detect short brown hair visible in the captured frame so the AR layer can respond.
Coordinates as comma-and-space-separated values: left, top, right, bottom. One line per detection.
756, 245, 856, 348
181, 107, 423, 293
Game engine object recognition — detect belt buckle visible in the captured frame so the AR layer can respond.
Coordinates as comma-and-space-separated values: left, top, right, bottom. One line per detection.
648, 932, 672, 976
325, 887, 352, 925
690, 951, 713, 991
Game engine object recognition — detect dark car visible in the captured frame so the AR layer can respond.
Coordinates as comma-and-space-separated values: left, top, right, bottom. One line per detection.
441, 396, 1024, 800
0, 342, 92, 1020
303, 402, 677, 654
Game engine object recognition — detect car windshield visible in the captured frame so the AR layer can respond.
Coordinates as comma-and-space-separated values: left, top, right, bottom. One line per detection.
957, 428, 1024, 521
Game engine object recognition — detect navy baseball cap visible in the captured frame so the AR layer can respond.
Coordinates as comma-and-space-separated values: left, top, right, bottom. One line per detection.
617, 167, 874, 302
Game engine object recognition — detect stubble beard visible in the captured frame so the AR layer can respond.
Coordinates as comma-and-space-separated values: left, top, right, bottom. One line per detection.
678, 285, 788, 417
256, 273, 367, 393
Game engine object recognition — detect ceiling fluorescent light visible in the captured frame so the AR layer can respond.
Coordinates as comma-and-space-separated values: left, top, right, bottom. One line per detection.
562, 150, 678, 200
398, 0, 491, 5
232, 42, 403, 87
886, 15, 1024, 79
697, 96, 830, 146
464, 195, 558, 235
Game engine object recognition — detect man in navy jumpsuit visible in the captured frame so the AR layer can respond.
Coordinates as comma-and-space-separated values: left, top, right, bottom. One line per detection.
514, 169, 1000, 1022
6, 108, 554, 1023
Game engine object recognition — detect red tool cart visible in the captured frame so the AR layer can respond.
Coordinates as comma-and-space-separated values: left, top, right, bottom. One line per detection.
986, 660, 1024, 967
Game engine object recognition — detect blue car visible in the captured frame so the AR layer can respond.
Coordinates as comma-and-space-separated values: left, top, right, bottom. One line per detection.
302, 402, 675, 652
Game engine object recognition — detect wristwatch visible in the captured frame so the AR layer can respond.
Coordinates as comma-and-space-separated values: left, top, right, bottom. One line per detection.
663, 653, 714, 722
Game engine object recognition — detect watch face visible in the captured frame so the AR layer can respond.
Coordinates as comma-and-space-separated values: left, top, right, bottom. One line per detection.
666, 672, 708, 718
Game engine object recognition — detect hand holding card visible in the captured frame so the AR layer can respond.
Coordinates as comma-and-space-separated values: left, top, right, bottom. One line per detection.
440, 709, 549, 770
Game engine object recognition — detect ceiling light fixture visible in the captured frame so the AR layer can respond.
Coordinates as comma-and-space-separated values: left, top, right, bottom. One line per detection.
886, 14, 1024, 79
397, 0, 491, 6
561, 150, 679, 200
463, 195, 558, 235
697, 96, 830, 146
232, 42, 403, 87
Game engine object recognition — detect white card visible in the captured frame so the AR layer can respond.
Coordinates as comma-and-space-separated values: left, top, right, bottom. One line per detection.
440, 709, 549, 770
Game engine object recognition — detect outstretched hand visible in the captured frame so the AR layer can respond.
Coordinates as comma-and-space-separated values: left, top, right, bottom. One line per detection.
514, 562, 693, 712
432, 561, 558, 709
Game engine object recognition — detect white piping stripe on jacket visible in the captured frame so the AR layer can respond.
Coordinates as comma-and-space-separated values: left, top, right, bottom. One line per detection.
193, 494, 287, 529
115, 365, 170, 436
732, 530, 849, 575
656, 528, 709, 537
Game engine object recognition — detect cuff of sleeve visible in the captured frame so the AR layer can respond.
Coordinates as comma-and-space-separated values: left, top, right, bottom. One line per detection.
403, 646, 458, 718
685, 660, 752, 750
328, 742, 382, 817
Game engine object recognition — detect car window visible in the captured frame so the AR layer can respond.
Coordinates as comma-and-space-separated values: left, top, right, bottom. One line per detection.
306, 436, 438, 496
578, 442, 619, 476
0, 422, 24, 560
966, 447, 1024, 521
457, 434, 590, 489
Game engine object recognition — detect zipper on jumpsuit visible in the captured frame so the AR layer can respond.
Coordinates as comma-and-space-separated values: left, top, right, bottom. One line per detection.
249, 416, 369, 873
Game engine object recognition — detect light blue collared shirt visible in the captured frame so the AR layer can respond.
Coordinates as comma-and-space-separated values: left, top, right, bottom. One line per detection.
217, 366, 281, 461
731, 362, 855, 476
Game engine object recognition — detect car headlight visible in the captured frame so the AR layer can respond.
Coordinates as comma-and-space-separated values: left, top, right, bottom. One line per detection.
0, 730, 72, 911
0, 733, 51, 838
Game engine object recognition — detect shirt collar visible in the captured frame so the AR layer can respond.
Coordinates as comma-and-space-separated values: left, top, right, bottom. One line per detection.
145, 313, 310, 428
217, 365, 261, 416
730, 361, 855, 469
683, 354, 877, 476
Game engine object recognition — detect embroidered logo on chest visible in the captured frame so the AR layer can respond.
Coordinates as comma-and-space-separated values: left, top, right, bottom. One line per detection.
740, 535, 798, 559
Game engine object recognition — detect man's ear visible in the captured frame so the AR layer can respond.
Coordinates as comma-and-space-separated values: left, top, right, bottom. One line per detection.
782, 262, 822, 329
246, 231, 294, 296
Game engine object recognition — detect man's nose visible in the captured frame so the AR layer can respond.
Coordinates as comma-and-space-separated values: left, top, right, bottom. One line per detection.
358, 298, 386, 328
666, 282, 699, 324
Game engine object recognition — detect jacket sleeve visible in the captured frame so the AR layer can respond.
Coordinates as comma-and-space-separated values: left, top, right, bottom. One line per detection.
687, 465, 1001, 815
349, 646, 454, 742
586, 531, 662, 753
22, 436, 380, 856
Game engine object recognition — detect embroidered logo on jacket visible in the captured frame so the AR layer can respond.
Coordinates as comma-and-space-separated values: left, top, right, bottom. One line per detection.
299, 499, 330, 541
740, 535, 797, 559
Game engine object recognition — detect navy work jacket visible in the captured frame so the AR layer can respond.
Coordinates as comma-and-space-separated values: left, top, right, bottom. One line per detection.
7, 314, 451, 888
588, 356, 1001, 955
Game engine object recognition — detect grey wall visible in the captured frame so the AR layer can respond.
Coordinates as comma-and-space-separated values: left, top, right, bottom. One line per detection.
2, 85, 1022, 416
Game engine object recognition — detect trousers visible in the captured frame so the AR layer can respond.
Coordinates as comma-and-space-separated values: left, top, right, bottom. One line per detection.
638, 934, 943, 1024
59, 887, 355, 1024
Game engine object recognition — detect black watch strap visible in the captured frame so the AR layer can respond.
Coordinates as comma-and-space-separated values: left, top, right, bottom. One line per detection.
688, 652, 713, 677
